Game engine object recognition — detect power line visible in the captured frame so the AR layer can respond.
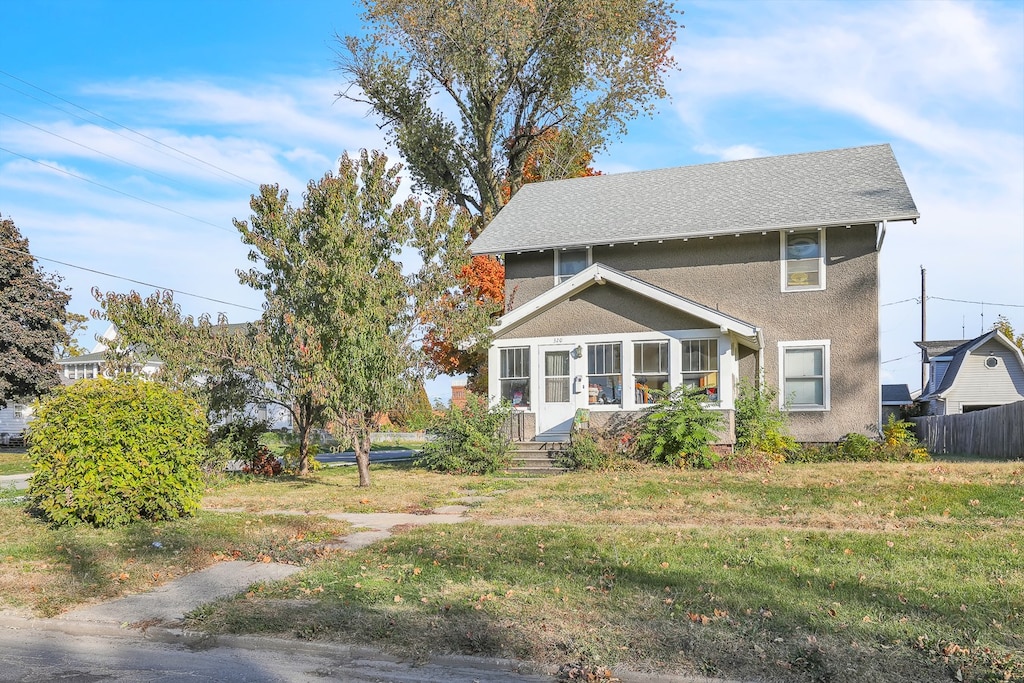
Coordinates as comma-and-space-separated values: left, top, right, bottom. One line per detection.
0, 244, 260, 312
0, 111, 190, 189
0, 73, 259, 189
882, 353, 917, 364
929, 295, 1024, 309
881, 297, 918, 307
0, 145, 235, 234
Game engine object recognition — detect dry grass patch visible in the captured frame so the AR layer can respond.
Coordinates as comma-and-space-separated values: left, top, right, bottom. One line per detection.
0, 504, 347, 617
469, 461, 1024, 533
202, 464, 519, 514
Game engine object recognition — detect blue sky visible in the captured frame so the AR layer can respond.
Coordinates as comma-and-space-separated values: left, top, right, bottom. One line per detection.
2, 0, 1022, 404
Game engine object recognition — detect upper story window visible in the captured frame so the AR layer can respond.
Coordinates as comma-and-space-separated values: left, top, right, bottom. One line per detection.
680, 339, 719, 401
634, 341, 669, 404
782, 230, 825, 292
555, 248, 590, 284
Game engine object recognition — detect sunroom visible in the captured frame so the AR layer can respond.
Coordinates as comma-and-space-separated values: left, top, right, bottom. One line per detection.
486, 264, 764, 441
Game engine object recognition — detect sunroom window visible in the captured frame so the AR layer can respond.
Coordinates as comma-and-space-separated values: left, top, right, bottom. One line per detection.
783, 230, 825, 291
680, 339, 719, 401
634, 341, 669, 404
587, 342, 622, 405
499, 347, 530, 408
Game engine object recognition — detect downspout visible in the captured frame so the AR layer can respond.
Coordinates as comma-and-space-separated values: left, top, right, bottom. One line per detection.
876, 221, 887, 437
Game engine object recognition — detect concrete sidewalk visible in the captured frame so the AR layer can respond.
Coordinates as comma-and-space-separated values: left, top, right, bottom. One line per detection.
0, 472, 30, 491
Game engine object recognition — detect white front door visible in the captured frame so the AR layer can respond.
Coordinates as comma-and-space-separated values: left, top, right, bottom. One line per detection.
537, 345, 577, 440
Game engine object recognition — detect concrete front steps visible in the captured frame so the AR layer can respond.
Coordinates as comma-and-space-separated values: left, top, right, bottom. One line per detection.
507, 440, 569, 475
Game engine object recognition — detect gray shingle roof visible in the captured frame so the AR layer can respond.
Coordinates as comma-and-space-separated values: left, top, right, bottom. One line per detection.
471, 144, 919, 254
881, 384, 912, 405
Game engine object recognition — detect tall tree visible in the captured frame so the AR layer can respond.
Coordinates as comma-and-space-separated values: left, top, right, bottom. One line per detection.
338, 0, 678, 222
0, 215, 71, 409
992, 314, 1024, 353
91, 289, 254, 421
236, 150, 467, 484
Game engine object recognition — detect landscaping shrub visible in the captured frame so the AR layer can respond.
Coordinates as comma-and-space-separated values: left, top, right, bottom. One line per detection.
558, 430, 628, 471
208, 415, 270, 473
415, 395, 513, 474
785, 417, 929, 464
634, 386, 723, 468
27, 376, 207, 527
734, 380, 795, 457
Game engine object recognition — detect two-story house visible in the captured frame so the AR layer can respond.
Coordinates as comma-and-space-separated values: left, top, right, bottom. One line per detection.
470, 144, 919, 444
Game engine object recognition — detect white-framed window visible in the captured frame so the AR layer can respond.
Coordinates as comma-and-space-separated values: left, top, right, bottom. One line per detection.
779, 340, 831, 411
13, 404, 25, 419
633, 341, 669, 404
587, 342, 622, 406
680, 339, 719, 401
781, 230, 825, 291
555, 247, 590, 284
499, 347, 531, 408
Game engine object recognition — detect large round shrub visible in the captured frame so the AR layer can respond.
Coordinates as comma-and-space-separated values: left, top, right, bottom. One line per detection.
28, 376, 208, 527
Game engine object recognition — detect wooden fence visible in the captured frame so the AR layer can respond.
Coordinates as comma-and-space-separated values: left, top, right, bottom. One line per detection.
911, 401, 1024, 458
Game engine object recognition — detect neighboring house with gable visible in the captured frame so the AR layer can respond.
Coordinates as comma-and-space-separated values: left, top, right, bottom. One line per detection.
915, 330, 1024, 415
470, 144, 919, 444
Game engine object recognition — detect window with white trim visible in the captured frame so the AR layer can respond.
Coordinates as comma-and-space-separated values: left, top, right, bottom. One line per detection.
782, 230, 825, 291
587, 342, 622, 405
680, 339, 719, 401
780, 341, 830, 410
555, 248, 589, 284
633, 341, 669, 404
499, 347, 531, 408
13, 405, 25, 419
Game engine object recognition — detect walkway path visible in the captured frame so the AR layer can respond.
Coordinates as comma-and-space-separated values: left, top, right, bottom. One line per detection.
0, 497, 734, 683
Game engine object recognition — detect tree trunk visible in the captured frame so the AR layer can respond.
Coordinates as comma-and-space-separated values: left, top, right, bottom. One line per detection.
355, 427, 372, 487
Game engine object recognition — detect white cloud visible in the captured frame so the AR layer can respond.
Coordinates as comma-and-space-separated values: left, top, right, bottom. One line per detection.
693, 143, 769, 161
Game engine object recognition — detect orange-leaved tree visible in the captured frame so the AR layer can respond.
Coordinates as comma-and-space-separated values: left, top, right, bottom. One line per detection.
422, 129, 601, 391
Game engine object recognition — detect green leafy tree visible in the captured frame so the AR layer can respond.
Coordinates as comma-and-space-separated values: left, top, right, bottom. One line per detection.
338, 0, 678, 221
57, 312, 90, 358
0, 214, 71, 409
90, 289, 255, 422
992, 314, 1024, 353
235, 150, 464, 485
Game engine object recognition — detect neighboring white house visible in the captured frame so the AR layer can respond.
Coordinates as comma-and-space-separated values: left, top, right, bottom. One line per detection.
916, 329, 1024, 415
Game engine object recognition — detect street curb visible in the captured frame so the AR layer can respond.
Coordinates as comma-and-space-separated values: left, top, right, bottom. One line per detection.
0, 612, 740, 682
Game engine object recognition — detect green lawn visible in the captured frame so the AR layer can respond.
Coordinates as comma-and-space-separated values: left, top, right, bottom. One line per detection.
0, 450, 31, 476
3, 458, 1021, 681
191, 460, 1023, 682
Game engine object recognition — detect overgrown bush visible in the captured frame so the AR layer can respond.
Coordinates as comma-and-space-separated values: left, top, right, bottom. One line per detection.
786, 416, 929, 464
281, 442, 322, 474
558, 430, 628, 471
734, 380, 795, 457
634, 386, 723, 468
415, 395, 513, 474
27, 376, 207, 527
208, 415, 270, 473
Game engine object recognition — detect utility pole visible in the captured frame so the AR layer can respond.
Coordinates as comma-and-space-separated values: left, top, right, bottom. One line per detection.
921, 266, 927, 392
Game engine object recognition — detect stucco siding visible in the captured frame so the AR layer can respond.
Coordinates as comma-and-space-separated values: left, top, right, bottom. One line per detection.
944, 341, 1024, 413
501, 225, 881, 441
497, 285, 707, 340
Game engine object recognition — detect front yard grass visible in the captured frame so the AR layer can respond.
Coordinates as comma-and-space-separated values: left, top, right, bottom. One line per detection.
2, 458, 1020, 681
0, 505, 346, 617
193, 459, 1023, 682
